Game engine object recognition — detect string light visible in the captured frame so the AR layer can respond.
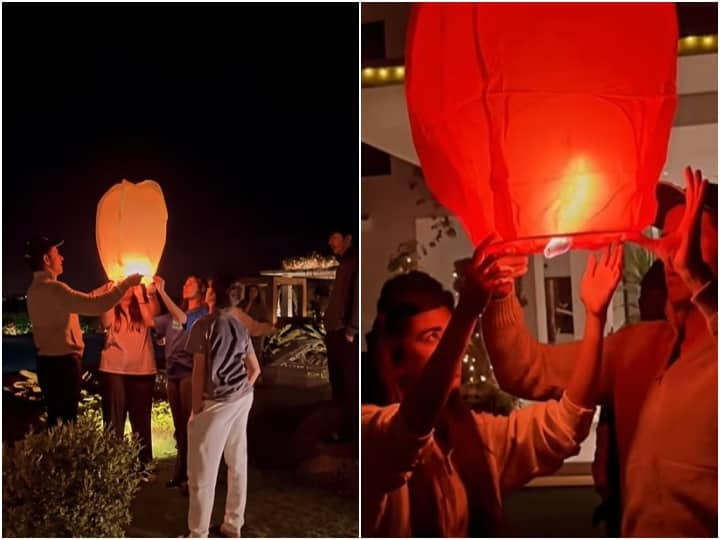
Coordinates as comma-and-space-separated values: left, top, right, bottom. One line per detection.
678, 34, 717, 55
362, 35, 718, 87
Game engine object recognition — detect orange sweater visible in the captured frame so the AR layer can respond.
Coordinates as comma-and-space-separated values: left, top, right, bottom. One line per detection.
362, 393, 594, 537
482, 282, 718, 537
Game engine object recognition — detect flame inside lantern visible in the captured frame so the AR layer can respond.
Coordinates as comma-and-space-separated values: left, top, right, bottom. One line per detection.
104, 256, 155, 285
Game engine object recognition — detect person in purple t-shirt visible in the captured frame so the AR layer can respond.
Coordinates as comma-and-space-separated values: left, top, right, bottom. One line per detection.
183, 275, 261, 538
150, 274, 209, 491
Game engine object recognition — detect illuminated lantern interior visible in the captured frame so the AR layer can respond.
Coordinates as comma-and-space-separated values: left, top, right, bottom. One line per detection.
96, 179, 168, 284
406, 3, 678, 256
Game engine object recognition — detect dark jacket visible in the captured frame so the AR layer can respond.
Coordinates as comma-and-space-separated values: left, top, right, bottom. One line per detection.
324, 246, 358, 335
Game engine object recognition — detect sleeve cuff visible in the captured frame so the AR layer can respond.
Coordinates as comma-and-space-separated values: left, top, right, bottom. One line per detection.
557, 393, 596, 440
484, 293, 524, 328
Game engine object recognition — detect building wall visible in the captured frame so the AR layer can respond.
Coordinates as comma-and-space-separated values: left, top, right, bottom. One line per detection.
361, 3, 411, 59
361, 157, 441, 347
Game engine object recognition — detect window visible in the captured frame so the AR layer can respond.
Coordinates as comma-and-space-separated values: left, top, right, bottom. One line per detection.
362, 143, 391, 177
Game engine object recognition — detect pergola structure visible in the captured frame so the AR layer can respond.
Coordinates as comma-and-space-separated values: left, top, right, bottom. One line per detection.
235, 268, 336, 325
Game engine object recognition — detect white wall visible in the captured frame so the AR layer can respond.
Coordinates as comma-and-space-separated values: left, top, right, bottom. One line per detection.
361, 157, 442, 348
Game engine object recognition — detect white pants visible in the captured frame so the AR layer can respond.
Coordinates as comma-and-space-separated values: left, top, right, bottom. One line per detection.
187, 392, 253, 537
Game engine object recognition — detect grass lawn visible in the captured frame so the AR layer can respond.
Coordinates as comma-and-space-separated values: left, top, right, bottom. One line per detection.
129, 458, 358, 537
3, 373, 358, 538
128, 385, 358, 537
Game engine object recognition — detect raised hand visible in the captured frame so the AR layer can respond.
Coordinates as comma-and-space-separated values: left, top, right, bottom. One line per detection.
639, 167, 713, 294
462, 236, 520, 309
153, 275, 166, 294
123, 273, 143, 288
669, 168, 712, 290
581, 243, 623, 317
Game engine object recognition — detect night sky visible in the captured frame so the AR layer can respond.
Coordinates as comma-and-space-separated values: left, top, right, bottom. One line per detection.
3, 3, 358, 296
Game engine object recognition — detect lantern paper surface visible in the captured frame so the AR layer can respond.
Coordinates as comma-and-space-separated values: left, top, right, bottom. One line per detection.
406, 3, 678, 255
96, 180, 168, 284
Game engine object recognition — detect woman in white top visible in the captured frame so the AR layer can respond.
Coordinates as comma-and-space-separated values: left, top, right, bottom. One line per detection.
99, 283, 157, 465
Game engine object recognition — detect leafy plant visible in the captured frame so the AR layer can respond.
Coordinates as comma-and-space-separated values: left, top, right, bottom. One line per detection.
388, 171, 458, 274
3, 370, 42, 402
2, 313, 32, 336
3, 411, 142, 538
619, 243, 656, 325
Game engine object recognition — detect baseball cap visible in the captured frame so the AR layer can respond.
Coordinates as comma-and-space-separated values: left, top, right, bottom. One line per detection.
654, 181, 718, 229
24, 236, 64, 268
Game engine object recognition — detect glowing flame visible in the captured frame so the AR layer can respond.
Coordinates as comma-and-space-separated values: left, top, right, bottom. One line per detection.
554, 156, 599, 232
106, 256, 154, 285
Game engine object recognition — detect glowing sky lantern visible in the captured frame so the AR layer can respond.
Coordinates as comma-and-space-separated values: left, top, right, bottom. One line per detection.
406, 3, 678, 257
96, 180, 168, 284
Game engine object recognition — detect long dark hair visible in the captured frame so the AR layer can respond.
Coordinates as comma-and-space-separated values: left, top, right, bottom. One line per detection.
113, 293, 144, 333
363, 271, 455, 406
241, 285, 268, 318
181, 275, 207, 311
208, 274, 235, 311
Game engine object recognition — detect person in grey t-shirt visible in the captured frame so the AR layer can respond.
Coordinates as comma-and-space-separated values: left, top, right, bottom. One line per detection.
183, 275, 261, 538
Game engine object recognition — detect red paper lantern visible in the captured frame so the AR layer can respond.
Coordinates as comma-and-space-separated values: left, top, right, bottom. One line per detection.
406, 3, 678, 256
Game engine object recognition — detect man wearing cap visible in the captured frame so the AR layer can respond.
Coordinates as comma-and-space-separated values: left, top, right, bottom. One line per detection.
325, 224, 359, 444
25, 236, 142, 427
481, 167, 717, 536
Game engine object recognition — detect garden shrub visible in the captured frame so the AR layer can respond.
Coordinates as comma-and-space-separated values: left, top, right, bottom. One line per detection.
2, 410, 142, 537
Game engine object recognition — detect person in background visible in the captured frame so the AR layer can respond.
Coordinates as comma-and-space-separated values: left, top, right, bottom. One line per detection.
208, 277, 275, 339
183, 275, 262, 538
240, 285, 271, 364
324, 224, 359, 444
592, 258, 667, 536
362, 239, 623, 537
150, 274, 209, 492
25, 235, 142, 427
99, 282, 158, 469
482, 168, 717, 536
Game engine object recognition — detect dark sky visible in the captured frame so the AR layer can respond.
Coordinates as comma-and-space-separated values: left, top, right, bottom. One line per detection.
3, 3, 358, 295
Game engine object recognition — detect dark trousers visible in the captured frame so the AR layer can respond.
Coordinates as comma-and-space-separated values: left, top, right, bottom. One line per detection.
167, 376, 193, 483
36, 354, 82, 428
325, 330, 358, 441
101, 372, 155, 463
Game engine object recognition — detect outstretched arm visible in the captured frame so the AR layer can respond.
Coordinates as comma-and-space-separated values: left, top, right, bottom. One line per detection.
54, 274, 141, 316
482, 293, 578, 401
230, 307, 275, 337
477, 244, 623, 490
153, 276, 187, 325
363, 238, 518, 497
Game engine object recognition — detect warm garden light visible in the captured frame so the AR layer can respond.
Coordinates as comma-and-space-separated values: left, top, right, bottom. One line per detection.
96, 179, 168, 284
406, 3, 678, 255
